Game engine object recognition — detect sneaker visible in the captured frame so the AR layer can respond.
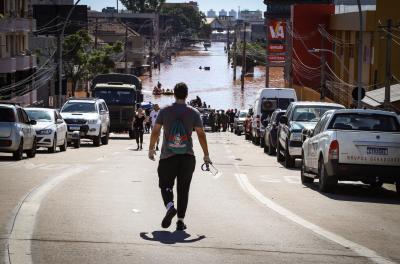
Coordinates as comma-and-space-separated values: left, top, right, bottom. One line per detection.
161, 207, 177, 228
176, 220, 187, 231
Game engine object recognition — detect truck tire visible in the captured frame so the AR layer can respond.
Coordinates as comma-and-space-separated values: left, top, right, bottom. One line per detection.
301, 153, 314, 184
101, 127, 110, 145
284, 141, 295, 168
93, 127, 101, 147
318, 159, 337, 193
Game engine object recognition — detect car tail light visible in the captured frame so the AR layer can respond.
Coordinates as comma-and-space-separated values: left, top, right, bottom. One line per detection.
329, 140, 339, 160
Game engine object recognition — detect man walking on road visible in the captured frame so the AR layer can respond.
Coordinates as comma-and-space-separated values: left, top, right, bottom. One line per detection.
148, 83, 211, 231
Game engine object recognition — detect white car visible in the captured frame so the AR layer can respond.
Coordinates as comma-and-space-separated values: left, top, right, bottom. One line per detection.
233, 109, 248, 135
25, 108, 68, 153
60, 98, 110, 147
301, 109, 400, 193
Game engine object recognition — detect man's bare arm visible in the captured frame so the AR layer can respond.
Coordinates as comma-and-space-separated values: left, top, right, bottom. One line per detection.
149, 124, 162, 150
195, 127, 209, 158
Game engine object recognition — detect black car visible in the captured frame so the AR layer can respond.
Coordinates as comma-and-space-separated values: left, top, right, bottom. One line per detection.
263, 109, 286, 155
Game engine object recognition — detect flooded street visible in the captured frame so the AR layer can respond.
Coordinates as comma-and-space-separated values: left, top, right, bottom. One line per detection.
142, 42, 284, 109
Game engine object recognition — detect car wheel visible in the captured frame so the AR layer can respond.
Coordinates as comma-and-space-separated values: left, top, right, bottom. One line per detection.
268, 137, 276, 156
93, 127, 101, 147
48, 134, 57, 153
318, 158, 337, 193
301, 153, 314, 184
26, 138, 37, 158
101, 127, 110, 145
284, 141, 295, 168
276, 141, 284, 162
60, 135, 67, 152
74, 138, 80, 148
13, 139, 24, 161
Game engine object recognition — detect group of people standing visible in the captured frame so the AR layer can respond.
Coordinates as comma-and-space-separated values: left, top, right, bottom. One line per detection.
133, 104, 160, 150
208, 109, 237, 132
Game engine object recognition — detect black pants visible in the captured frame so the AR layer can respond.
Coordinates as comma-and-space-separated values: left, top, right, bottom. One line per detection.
158, 155, 196, 218
136, 130, 143, 145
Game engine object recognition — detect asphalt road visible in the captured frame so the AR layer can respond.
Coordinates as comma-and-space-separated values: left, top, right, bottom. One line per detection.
0, 132, 399, 264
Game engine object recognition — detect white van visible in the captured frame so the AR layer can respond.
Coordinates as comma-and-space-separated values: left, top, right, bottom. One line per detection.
251, 88, 297, 146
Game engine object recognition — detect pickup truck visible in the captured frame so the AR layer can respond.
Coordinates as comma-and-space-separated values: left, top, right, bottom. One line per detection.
277, 102, 345, 168
301, 109, 400, 193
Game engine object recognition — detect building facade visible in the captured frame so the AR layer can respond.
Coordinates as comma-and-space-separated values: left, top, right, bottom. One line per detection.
228, 9, 237, 20
219, 9, 227, 17
239, 10, 263, 22
207, 9, 216, 18
0, 0, 38, 104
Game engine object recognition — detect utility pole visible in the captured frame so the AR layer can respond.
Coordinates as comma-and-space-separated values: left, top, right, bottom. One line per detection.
58, 0, 81, 107
94, 18, 98, 49
356, 0, 363, 108
384, 19, 392, 108
124, 22, 128, 74
233, 25, 237, 81
265, 17, 270, 88
285, 19, 293, 88
241, 22, 247, 90
320, 25, 326, 101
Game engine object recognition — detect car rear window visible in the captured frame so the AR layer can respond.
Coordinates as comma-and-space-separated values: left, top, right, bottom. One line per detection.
328, 113, 400, 132
0, 107, 15, 122
61, 102, 97, 113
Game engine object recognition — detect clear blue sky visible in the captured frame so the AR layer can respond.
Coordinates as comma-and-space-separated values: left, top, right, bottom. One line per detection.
80, 0, 266, 13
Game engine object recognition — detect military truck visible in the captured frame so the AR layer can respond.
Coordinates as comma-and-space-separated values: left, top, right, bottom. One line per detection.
91, 74, 144, 139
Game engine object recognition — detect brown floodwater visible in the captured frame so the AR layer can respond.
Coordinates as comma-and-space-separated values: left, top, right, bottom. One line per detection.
141, 42, 284, 109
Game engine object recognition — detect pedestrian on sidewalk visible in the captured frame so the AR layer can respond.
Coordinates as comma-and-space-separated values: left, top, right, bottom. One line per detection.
133, 108, 146, 150
149, 104, 161, 151
148, 82, 212, 231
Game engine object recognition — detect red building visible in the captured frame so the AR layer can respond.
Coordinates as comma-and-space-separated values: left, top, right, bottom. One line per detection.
291, 4, 334, 91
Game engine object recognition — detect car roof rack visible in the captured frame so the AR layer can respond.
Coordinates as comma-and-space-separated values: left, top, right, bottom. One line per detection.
0, 101, 21, 106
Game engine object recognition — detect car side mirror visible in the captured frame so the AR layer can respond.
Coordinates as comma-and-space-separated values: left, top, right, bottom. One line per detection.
56, 119, 64, 124
308, 129, 314, 137
279, 115, 288, 125
29, 120, 37, 125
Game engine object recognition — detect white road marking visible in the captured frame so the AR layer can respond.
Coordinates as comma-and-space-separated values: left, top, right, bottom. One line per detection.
8, 166, 88, 264
132, 209, 141, 214
235, 173, 394, 264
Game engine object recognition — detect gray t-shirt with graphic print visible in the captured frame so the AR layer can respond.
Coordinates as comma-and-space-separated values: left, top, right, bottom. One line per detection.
155, 103, 203, 160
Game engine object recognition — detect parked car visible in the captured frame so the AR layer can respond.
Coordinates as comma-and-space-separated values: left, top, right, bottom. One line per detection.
301, 109, 400, 193
0, 102, 37, 160
244, 108, 253, 140
263, 109, 286, 155
277, 102, 345, 168
25, 108, 68, 153
60, 98, 110, 147
251, 88, 297, 147
233, 109, 248, 135
198, 108, 215, 131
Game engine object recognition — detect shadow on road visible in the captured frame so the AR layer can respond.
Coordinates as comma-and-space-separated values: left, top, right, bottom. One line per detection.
305, 182, 400, 204
140, 231, 206, 244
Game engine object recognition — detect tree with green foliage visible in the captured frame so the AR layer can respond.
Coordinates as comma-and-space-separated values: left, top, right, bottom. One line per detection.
160, 5, 206, 37
63, 30, 123, 96
120, 0, 165, 13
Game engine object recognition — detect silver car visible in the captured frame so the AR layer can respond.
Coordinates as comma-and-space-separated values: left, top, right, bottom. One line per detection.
233, 109, 248, 135
0, 103, 37, 160
25, 108, 68, 153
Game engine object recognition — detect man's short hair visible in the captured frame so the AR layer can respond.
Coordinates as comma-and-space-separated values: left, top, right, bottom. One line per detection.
174, 82, 188, 100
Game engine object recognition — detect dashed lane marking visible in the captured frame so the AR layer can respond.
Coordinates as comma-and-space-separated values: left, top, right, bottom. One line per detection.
235, 173, 394, 264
